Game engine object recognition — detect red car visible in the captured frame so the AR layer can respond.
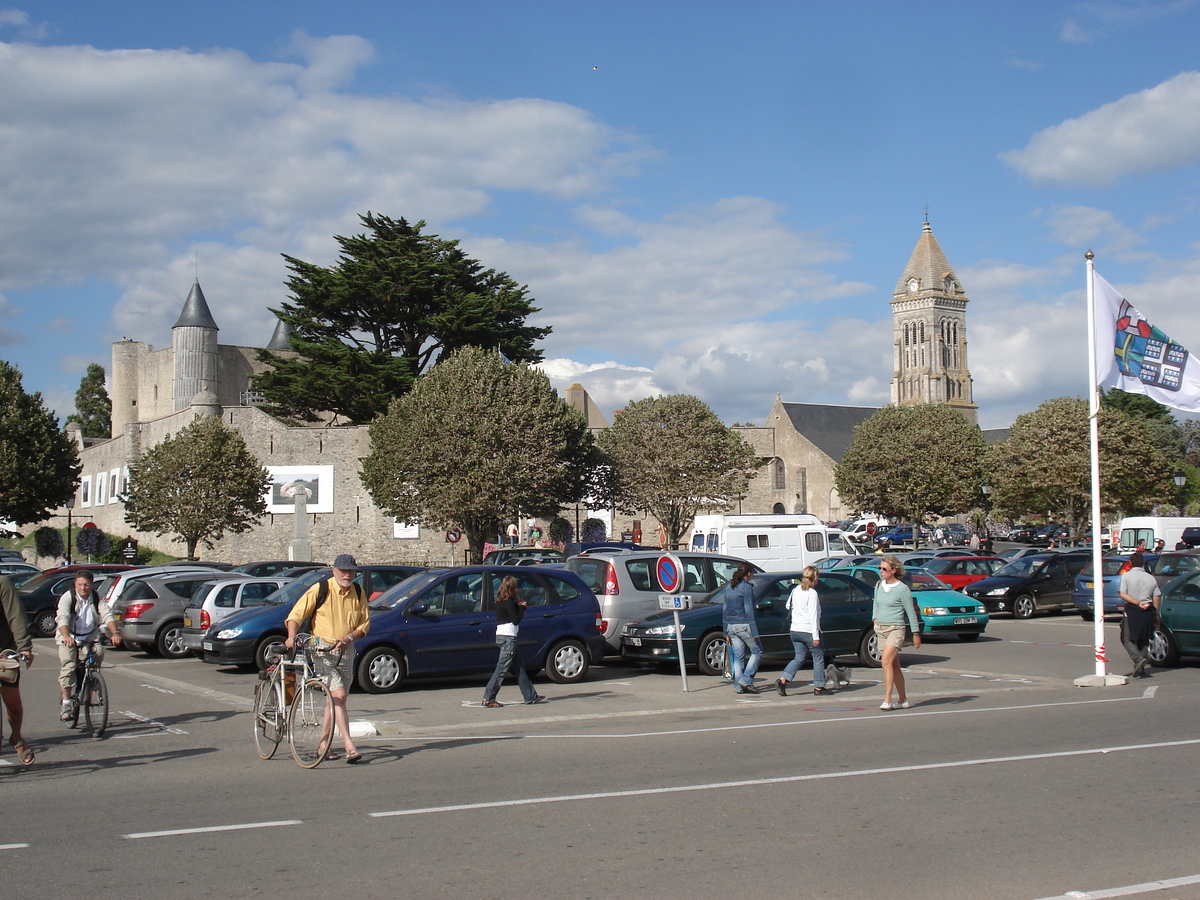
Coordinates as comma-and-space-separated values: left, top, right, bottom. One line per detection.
919, 556, 1003, 591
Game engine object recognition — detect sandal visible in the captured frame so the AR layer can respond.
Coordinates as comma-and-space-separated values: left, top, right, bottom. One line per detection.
12, 739, 34, 766
345, 752, 364, 765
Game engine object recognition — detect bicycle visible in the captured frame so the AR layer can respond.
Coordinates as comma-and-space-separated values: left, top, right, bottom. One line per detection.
252, 633, 334, 768
65, 637, 110, 739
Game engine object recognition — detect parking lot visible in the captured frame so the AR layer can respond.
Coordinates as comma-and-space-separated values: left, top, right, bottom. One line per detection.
5, 612, 1200, 900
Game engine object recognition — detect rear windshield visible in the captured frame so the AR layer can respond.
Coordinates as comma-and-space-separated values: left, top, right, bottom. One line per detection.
567, 558, 612, 595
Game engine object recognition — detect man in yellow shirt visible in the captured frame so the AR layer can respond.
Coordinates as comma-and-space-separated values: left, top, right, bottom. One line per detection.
285, 554, 370, 764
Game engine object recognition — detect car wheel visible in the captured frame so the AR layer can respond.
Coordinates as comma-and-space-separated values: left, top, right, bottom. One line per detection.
1078, 610, 1094, 622
1147, 627, 1179, 667
697, 631, 727, 677
957, 633, 980, 642
357, 645, 405, 693
544, 639, 589, 684
33, 608, 56, 638
254, 635, 287, 672
1013, 594, 1037, 619
155, 621, 189, 659
858, 629, 882, 667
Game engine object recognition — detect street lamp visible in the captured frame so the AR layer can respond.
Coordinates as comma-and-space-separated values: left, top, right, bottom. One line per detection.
1174, 471, 1187, 515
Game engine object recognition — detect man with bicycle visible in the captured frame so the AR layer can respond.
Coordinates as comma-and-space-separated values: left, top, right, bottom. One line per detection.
285, 555, 369, 764
56, 571, 121, 721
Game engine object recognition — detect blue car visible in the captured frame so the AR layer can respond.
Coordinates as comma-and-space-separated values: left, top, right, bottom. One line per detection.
201, 565, 425, 670
1072, 554, 1158, 620
354, 566, 607, 692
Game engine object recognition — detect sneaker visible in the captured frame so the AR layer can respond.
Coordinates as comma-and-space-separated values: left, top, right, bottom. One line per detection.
1132, 659, 1148, 678
525, 695, 546, 705
880, 702, 894, 711
896, 701, 911, 709
60, 701, 73, 721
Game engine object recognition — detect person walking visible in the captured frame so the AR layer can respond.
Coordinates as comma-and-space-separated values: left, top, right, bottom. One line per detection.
285, 555, 370, 764
775, 566, 827, 697
483, 575, 544, 707
724, 562, 762, 694
56, 570, 121, 721
1118, 551, 1160, 678
506, 521, 519, 547
0, 574, 35, 765
873, 555, 921, 710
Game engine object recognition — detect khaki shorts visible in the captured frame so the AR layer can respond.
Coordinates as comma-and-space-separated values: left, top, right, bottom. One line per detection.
874, 623, 907, 650
310, 639, 356, 693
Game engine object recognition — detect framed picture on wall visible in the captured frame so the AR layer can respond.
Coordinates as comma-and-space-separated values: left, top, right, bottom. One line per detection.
265, 465, 334, 514
80, 476, 92, 508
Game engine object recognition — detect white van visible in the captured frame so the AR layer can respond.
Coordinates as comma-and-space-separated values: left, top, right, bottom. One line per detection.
1116, 516, 1200, 552
690, 514, 836, 572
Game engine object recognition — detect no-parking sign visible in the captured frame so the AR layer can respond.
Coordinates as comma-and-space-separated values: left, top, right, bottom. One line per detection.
445, 528, 462, 544
656, 553, 685, 593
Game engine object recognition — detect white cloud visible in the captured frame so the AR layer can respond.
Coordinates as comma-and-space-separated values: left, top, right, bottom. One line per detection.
1040, 205, 1145, 253
1002, 71, 1200, 187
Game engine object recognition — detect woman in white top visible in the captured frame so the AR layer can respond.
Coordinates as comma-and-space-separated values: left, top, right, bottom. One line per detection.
774, 566, 827, 697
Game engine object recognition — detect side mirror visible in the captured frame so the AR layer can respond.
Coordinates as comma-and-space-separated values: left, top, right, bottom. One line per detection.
407, 600, 429, 616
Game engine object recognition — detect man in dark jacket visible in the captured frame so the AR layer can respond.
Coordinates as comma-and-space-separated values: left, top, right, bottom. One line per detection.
0, 575, 35, 764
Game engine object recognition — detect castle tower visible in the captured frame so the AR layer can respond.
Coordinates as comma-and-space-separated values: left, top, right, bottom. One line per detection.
172, 280, 219, 411
889, 222, 977, 424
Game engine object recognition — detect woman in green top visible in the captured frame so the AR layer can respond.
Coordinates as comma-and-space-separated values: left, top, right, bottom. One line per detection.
872, 555, 921, 710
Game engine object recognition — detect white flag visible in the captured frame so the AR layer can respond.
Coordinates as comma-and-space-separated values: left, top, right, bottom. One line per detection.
1093, 271, 1200, 413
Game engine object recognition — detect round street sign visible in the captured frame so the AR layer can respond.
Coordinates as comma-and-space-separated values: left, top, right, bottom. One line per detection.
866, 522, 876, 536
445, 528, 462, 544
656, 553, 685, 594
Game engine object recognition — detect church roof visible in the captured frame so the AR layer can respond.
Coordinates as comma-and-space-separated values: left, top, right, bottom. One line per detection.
780, 402, 881, 462
172, 280, 219, 330
892, 222, 964, 298
266, 318, 293, 350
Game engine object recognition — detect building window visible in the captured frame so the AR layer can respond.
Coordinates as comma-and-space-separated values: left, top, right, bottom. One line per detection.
773, 457, 786, 490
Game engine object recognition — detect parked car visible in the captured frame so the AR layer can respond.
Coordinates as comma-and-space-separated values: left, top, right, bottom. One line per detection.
0, 563, 42, 585
620, 570, 881, 673
565, 550, 758, 652
920, 556, 1004, 591
483, 547, 565, 565
17, 564, 138, 637
201, 565, 426, 669
113, 570, 248, 658
964, 552, 1091, 618
828, 554, 883, 569
1071, 554, 1154, 620
353, 565, 607, 692
1008, 524, 1041, 543
181, 576, 293, 655
836, 561, 989, 640
998, 547, 1052, 562
873, 525, 929, 548
230, 560, 326, 578
1029, 523, 1069, 547
1147, 569, 1200, 667
1146, 551, 1200, 587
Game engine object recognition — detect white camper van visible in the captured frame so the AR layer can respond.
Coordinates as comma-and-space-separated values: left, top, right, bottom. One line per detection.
1116, 516, 1200, 552
690, 514, 837, 572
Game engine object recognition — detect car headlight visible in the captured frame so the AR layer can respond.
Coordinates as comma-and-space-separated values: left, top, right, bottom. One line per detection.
921, 607, 950, 616
644, 624, 680, 636
974, 606, 986, 615
215, 628, 242, 639
986, 587, 1009, 596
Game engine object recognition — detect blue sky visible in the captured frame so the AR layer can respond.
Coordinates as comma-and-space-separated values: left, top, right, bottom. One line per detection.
3, 1, 1200, 430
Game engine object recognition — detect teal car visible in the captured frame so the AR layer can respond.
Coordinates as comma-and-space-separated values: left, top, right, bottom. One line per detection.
619, 570, 882, 675
1148, 570, 1200, 667
839, 562, 989, 641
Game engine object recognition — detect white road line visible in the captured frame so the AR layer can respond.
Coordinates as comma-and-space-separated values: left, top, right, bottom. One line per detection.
369, 736, 1200, 819
124, 820, 302, 840
119, 710, 188, 735
1, 842, 30, 850
1033, 871, 1200, 899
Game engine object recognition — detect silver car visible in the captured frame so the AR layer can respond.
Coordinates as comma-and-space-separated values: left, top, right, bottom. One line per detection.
109, 568, 242, 658
181, 577, 292, 655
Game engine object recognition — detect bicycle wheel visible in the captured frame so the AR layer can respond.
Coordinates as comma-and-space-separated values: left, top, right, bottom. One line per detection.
83, 671, 109, 738
287, 678, 333, 769
253, 678, 284, 760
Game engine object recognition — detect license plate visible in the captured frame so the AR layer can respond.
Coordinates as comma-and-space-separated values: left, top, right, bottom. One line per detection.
184, 617, 192, 627
953, 617, 978, 625
202, 641, 214, 651
626, 637, 642, 646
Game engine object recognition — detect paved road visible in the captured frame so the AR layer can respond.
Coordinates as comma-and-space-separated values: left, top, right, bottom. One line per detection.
3, 614, 1199, 900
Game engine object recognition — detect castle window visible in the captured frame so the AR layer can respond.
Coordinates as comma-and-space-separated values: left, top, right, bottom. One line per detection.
773, 457, 786, 490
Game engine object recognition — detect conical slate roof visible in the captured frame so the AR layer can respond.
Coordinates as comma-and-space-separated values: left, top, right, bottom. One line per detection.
892, 222, 963, 298
172, 280, 219, 330
266, 318, 293, 350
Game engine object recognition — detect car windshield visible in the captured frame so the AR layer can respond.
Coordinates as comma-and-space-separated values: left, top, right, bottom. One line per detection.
920, 559, 952, 574
263, 568, 328, 604
370, 571, 442, 609
993, 557, 1041, 578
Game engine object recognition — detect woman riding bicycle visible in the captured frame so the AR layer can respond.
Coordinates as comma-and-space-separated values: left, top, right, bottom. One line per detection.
56, 571, 121, 721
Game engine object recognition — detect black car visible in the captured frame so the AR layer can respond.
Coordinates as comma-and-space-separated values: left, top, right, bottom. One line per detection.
964, 552, 1090, 618
17, 564, 139, 636
1029, 523, 1068, 547
1008, 524, 1040, 543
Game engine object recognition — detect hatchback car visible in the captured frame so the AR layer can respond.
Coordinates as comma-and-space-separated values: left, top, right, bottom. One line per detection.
201, 565, 426, 669
1146, 551, 1200, 587
112, 570, 247, 658
230, 560, 326, 578
353, 565, 606, 692
920, 556, 1004, 591
620, 570, 880, 674
181, 576, 293, 655
964, 552, 1090, 618
838, 562, 988, 640
1147, 570, 1200, 667
566, 550, 758, 653
483, 547, 566, 565
17, 564, 138, 636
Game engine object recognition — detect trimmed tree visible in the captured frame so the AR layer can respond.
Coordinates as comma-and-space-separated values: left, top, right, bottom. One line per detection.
253, 213, 551, 425
835, 404, 989, 536
360, 346, 597, 563
597, 395, 758, 549
66, 362, 112, 439
123, 416, 270, 559
0, 360, 80, 525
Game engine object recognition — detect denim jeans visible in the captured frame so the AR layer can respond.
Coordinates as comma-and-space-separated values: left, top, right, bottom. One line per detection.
780, 631, 825, 687
484, 636, 537, 703
727, 623, 761, 688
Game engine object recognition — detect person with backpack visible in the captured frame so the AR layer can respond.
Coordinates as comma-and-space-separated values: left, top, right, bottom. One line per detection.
285, 555, 370, 764
56, 570, 121, 722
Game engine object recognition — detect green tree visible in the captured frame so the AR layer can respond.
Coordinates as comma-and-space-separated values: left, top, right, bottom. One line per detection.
835, 404, 989, 537
66, 363, 112, 439
123, 416, 270, 559
1101, 388, 1185, 460
360, 347, 597, 563
597, 395, 758, 549
253, 213, 551, 425
989, 396, 1172, 534
0, 360, 80, 525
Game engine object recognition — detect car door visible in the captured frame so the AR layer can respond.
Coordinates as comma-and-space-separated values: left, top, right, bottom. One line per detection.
816, 573, 873, 656
752, 576, 801, 657
1035, 557, 1079, 609
399, 571, 493, 675
489, 569, 558, 655
1161, 574, 1200, 656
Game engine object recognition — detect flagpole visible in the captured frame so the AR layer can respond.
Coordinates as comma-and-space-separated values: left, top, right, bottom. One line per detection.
1076, 249, 1127, 687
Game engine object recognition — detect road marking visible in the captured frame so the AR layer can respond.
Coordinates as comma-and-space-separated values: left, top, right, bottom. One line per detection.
106, 665, 252, 711
141, 684, 175, 694
0, 843, 30, 850
119, 710, 188, 735
369, 735, 1200, 819
124, 820, 302, 840
1033, 871, 1200, 899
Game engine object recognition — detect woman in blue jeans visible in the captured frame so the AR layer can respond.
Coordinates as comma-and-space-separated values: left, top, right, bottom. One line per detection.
774, 566, 827, 697
483, 576, 545, 707
724, 563, 762, 694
